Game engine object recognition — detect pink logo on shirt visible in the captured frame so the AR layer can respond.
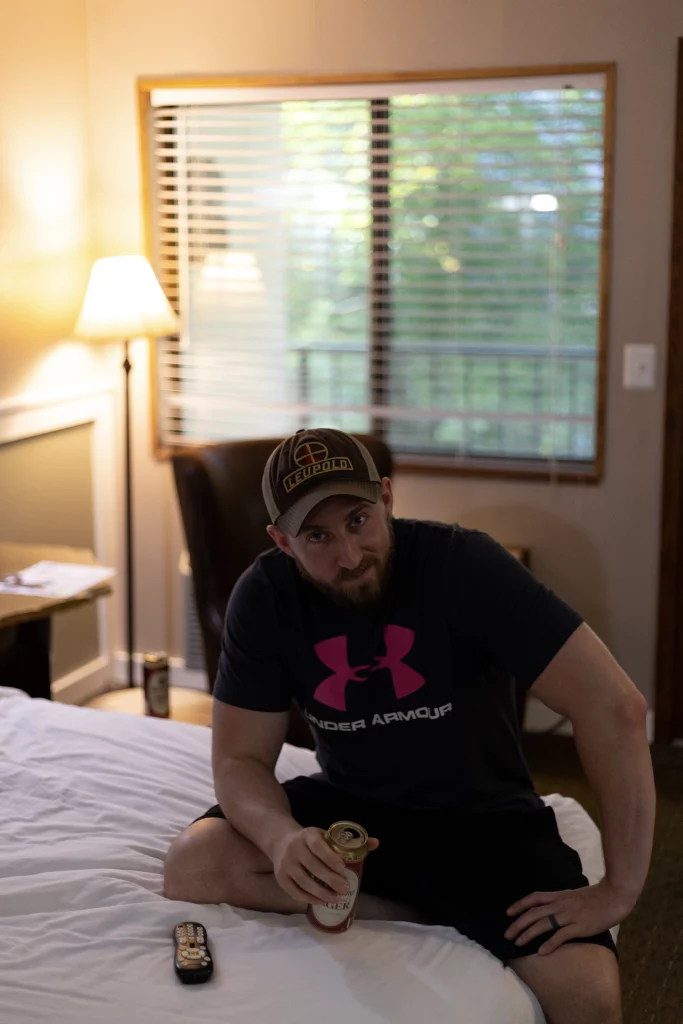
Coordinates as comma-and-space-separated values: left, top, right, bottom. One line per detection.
312, 625, 425, 711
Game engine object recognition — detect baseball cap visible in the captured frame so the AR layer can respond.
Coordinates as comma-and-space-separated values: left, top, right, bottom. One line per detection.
262, 428, 383, 536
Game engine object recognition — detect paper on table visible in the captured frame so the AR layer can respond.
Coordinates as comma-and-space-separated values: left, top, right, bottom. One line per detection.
0, 561, 115, 599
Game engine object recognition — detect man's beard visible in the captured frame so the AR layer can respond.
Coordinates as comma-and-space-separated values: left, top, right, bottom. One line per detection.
295, 517, 395, 608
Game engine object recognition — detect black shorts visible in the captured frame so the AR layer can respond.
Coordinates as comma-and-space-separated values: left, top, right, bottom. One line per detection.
196, 775, 618, 964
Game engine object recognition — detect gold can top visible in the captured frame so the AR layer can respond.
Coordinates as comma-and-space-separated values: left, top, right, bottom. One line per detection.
143, 652, 168, 666
325, 820, 370, 860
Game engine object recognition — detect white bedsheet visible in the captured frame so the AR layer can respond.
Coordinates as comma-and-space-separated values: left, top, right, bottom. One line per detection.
0, 687, 612, 1024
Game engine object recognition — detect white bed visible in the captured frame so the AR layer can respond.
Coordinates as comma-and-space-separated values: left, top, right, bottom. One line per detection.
0, 686, 615, 1024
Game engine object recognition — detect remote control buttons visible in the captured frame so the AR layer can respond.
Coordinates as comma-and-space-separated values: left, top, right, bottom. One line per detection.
175, 922, 212, 984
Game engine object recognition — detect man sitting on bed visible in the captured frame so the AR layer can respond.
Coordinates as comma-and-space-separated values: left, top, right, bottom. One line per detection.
165, 428, 654, 1024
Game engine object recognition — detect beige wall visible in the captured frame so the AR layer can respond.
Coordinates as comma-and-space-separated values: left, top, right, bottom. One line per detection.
82, 0, 683, 707
0, 0, 110, 680
0, 0, 92, 399
0, 426, 99, 677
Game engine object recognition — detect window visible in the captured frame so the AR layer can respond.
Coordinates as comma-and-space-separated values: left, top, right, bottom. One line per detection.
142, 68, 613, 479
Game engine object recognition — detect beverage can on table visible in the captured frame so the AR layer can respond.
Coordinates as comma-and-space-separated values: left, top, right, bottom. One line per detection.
143, 652, 170, 718
307, 821, 371, 933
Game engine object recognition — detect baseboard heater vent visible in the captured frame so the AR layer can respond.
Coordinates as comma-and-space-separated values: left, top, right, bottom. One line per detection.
179, 551, 206, 673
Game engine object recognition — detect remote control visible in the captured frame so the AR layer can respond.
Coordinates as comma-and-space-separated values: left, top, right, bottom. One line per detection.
173, 921, 214, 984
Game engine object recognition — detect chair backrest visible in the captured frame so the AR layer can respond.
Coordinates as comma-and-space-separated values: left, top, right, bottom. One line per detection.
172, 435, 393, 745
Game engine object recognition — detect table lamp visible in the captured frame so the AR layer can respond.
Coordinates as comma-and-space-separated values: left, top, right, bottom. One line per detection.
74, 256, 179, 688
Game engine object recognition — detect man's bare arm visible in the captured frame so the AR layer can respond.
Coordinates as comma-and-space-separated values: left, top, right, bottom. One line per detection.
211, 700, 298, 860
530, 624, 655, 906
211, 699, 353, 904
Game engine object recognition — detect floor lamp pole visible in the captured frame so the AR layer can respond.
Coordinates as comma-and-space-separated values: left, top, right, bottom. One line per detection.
123, 340, 135, 689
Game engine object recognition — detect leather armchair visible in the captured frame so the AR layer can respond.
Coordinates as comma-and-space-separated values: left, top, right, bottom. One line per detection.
172, 435, 393, 748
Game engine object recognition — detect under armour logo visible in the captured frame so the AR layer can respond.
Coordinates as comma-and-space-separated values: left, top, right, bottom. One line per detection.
312, 626, 425, 711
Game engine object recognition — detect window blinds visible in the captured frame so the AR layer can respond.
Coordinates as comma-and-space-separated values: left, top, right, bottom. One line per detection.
147, 73, 609, 467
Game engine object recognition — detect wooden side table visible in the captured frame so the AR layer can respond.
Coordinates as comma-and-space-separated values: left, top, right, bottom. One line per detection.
0, 543, 113, 699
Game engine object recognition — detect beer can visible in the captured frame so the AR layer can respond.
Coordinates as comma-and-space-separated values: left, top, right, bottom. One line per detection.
143, 652, 170, 718
307, 821, 371, 934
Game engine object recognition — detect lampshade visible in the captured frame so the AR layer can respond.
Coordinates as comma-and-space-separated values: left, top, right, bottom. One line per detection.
74, 255, 179, 340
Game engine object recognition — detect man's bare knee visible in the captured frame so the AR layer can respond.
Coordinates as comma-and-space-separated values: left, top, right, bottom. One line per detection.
164, 817, 269, 905
507, 944, 622, 1024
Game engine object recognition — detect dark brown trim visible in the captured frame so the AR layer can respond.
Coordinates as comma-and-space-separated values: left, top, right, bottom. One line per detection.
655, 39, 683, 743
594, 64, 617, 483
394, 457, 599, 484
136, 83, 164, 456
137, 65, 614, 92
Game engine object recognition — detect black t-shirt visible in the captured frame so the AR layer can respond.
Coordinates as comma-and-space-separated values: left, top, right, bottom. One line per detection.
214, 519, 582, 813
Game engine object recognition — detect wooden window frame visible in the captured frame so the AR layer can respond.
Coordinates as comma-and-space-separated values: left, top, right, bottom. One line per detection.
137, 64, 615, 483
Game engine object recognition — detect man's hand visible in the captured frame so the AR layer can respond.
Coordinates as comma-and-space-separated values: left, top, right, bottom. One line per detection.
270, 826, 380, 905
504, 879, 635, 955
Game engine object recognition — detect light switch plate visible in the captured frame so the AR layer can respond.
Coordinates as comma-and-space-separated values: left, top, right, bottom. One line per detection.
623, 344, 657, 389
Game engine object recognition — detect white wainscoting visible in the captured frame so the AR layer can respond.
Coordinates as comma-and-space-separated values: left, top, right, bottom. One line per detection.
0, 378, 119, 705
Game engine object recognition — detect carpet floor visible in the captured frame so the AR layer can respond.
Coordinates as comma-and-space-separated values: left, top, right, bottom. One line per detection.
522, 733, 683, 1024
